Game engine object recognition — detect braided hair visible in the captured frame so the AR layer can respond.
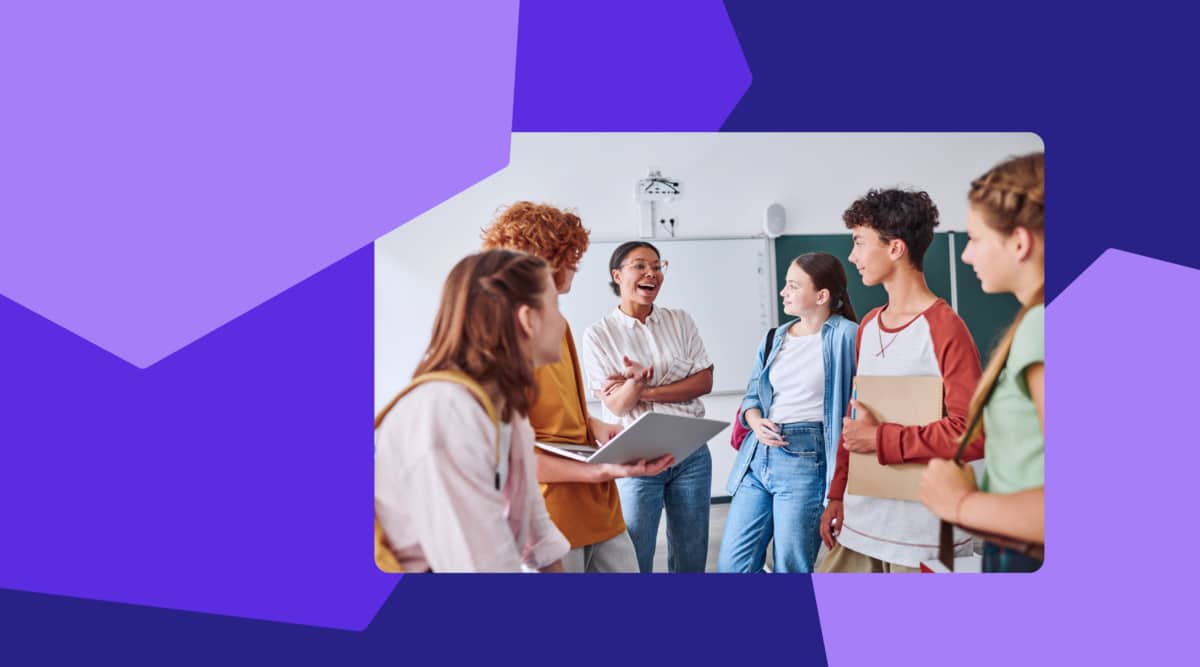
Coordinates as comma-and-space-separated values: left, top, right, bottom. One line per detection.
959, 152, 1045, 448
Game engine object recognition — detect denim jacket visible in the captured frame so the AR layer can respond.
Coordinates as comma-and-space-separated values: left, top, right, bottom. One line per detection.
726, 314, 858, 498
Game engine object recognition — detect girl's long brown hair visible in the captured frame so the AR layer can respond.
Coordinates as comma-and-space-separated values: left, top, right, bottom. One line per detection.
414, 249, 551, 422
959, 152, 1045, 451
792, 252, 858, 322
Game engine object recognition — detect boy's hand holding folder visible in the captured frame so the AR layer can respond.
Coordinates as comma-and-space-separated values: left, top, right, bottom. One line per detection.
845, 375, 943, 501
841, 398, 881, 453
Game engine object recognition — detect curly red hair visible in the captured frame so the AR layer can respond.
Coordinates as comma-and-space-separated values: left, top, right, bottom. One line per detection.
481, 202, 590, 284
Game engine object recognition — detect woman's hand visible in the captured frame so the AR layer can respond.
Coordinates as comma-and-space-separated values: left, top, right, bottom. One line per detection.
622, 356, 653, 383
596, 358, 650, 399
919, 458, 979, 523
746, 411, 786, 446
590, 418, 624, 446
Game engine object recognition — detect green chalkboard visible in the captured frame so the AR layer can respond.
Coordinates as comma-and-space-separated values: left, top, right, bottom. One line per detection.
773, 234, 884, 323
773, 233, 1018, 364
947, 232, 1021, 364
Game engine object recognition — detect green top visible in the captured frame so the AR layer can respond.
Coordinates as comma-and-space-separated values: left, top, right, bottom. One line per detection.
981, 304, 1045, 494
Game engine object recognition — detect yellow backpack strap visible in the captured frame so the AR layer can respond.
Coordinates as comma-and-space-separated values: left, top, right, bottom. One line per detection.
373, 370, 503, 573
375, 370, 499, 433
374, 517, 405, 573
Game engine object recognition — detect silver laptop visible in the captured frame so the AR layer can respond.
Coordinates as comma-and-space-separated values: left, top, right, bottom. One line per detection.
535, 412, 728, 466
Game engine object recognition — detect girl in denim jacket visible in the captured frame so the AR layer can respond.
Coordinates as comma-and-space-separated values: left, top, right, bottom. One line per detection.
718, 253, 857, 573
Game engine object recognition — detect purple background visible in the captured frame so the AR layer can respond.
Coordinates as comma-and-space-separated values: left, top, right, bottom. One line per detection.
718, 2, 1200, 664
2, 0, 1195, 664
0, 1, 519, 368
817, 250, 1195, 665
1, 245, 383, 629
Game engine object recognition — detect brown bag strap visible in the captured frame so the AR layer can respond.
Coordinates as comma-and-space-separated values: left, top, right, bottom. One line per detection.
939, 382, 1044, 569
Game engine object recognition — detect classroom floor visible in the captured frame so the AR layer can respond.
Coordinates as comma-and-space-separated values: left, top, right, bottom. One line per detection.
650, 501, 831, 573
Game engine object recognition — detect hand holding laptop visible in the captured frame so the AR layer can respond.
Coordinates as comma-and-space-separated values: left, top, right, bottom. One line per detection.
536, 412, 727, 467
598, 454, 675, 481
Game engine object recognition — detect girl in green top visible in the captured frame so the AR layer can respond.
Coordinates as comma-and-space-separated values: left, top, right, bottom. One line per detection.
919, 152, 1045, 572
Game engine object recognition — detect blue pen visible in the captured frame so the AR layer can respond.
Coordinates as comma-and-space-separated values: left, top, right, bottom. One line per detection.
851, 389, 857, 419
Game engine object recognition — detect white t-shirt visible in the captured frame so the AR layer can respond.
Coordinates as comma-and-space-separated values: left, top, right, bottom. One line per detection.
835, 301, 980, 568
766, 331, 824, 424
581, 306, 713, 426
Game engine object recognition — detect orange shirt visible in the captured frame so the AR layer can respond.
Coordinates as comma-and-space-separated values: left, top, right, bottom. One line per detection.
528, 326, 625, 548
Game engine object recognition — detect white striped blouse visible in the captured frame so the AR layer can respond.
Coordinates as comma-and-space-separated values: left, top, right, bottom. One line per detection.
581, 306, 713, 426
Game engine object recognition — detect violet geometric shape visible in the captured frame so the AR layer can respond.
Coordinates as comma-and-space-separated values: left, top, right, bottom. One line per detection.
512, 0, 751, 131
0, 247, 393, 630
0, 1, 519, 368
813, 248, 1197, 665
0, 0, 757, 633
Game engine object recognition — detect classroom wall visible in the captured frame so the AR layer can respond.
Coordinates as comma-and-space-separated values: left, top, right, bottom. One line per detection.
375, 132, 1043, 496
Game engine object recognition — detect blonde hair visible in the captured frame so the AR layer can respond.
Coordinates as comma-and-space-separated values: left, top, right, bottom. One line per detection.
959, 152, 1045, 452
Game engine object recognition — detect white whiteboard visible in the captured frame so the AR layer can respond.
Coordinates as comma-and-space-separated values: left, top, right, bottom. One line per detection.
561, 236, 777, 395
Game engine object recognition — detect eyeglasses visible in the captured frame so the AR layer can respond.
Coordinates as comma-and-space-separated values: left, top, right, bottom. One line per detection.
620, 260, 669, 273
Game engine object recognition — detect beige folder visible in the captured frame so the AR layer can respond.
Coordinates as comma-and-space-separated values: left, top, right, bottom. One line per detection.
847, 375, 944, 501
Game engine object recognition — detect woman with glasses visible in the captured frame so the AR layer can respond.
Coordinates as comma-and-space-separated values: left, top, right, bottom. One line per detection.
581, 241, 715, 572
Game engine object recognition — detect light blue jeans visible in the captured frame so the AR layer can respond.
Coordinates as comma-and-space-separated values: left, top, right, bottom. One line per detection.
616, 444, 712, 573
717, 422, 826, 573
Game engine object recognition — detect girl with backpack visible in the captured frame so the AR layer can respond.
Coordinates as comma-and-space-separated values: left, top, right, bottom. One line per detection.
718, 252, 858, 573
920, 152, 1045, 572
374, 249, 571, 572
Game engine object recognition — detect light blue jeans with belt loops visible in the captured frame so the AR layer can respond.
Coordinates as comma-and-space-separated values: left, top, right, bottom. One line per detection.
718, 422, 826, 573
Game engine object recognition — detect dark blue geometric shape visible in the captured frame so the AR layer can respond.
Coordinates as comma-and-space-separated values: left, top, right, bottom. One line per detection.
1, 574, 827, 665
720, 1, 1200, 302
